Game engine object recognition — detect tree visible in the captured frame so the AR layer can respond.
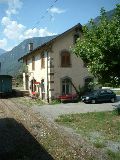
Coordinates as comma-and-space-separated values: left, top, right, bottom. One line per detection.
73, 4, 120, 87
14, 63, 28, 86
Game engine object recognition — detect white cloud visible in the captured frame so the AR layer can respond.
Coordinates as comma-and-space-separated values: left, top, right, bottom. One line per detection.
0, 38, 7, 49
48, 7, 65, 14
47, 7, 66, 21
1, 16, 25, 39
23, 27, 56, 39
7, 0, 22, 16
1, 17, 56, 42
0, 0, 22, 16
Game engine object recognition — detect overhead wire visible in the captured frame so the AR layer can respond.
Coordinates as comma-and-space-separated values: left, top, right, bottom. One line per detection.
32, 0, 59, 29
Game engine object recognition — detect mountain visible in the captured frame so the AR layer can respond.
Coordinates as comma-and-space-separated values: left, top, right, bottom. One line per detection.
0, 36, 56, 76
93, 9, 115, 24
86, 9, 115, 27
0, 49, 6, 55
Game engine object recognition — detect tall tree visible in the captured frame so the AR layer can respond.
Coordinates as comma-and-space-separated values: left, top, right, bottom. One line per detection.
73, 4, 120, 87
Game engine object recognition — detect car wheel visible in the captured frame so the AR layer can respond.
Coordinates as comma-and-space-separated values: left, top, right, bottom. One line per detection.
111, 98, 115, 103
91, 99, 96, 104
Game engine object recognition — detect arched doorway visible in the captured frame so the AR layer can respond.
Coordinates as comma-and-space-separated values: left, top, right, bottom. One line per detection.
30, 78, 36, 92
41, 79, 45, 100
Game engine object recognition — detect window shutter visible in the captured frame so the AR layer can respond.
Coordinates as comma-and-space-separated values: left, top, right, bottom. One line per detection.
61, 51, 71, 67
41, 53, 45, 68
32, 56, 35, 70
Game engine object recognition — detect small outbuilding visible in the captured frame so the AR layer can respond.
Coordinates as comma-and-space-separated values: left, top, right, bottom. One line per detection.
0, 75, 12, 94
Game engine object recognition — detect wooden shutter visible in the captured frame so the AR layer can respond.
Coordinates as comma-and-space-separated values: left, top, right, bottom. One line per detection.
32, 56, 35, 70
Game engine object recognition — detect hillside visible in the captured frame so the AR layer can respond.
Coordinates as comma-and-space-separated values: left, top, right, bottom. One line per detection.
0, 49, 6, 55
0, 36, 56, 76
86, 9, 115, 27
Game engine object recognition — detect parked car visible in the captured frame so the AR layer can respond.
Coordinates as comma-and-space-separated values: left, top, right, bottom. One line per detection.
57, 94, 79, 102
81, 89, 116, 104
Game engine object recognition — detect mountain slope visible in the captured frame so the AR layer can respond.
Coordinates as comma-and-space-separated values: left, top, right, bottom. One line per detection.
0, 36, 56, 76
0, 49, 6, 55
86, 9, 115, 27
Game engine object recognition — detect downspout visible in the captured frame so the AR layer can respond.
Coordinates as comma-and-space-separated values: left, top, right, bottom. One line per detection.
46, 51, 49, 103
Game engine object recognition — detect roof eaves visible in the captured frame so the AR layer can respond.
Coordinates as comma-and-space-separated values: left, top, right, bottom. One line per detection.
18, 23, 82, 61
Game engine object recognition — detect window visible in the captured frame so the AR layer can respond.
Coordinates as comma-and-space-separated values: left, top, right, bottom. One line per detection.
83, 58, 88, 67
74, 34, 79, 44
32, 56, 35, 70
62, 78, 72, 95
106, 90, 113, 94
41, 53, 45, 68
61, 51, 71, 67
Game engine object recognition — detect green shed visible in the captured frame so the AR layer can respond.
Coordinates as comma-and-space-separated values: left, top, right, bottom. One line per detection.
0, 75, 12, 93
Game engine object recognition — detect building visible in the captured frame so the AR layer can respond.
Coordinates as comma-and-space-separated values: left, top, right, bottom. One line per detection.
19, 23, 92, 101
0, 75, 12, 93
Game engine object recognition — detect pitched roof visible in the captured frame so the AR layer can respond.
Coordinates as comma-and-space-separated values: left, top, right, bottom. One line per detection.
18, 23, 82, 61
0, 75, 12, 78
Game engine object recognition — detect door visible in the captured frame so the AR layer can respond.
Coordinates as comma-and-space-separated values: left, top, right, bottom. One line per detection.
62, 78, 72, 95
98, 90, 109, 102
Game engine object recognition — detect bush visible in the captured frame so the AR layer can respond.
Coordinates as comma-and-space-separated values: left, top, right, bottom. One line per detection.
114, 105, 120, 116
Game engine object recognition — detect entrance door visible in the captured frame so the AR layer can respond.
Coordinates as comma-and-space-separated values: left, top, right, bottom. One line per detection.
41, 79, 45, 100
30, 79, 36, 92
62, 78, 72, 95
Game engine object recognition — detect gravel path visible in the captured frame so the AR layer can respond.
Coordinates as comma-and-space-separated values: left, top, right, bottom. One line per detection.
32, 98, 120, 121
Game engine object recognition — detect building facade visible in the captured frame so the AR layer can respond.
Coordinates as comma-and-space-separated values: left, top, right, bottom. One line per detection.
19, 24, 92, 101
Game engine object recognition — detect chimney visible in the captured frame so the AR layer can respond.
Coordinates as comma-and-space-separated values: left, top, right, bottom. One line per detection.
28, 43, 33, 52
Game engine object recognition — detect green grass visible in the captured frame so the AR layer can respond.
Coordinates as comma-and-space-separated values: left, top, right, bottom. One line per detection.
55, 111, 120, 158
55, 111, 120, 141
107, 150, 120, 160
93, 140, 106, 148
49, 99, 61, 105
114, 90, 120, 95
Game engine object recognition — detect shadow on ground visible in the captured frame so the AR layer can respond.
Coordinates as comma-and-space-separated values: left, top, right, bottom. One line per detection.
0, 118, 54, 160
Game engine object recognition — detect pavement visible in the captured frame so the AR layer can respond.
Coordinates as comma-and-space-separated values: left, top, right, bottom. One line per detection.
31, 96, 120, 121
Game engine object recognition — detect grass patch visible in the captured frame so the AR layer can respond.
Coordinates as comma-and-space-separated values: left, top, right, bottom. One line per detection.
107, 150, 120, 160
93, 141, 106, 148
49, 99, 61, 105
114, 90, 120, 95
55, 111, 120, 142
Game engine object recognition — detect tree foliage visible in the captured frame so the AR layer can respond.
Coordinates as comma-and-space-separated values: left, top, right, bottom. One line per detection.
14, 63, 28, 86
73, 4, 120, 87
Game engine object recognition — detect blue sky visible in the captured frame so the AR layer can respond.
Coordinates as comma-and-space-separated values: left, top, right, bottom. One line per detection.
0, 0, 119, 51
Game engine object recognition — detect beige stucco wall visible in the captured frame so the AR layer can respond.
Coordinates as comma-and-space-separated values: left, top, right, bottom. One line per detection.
25, 51, 48, 99
49, 30, 92, 98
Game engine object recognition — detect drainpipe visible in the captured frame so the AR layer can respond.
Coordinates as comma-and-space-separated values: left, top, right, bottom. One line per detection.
46, 51, 49, 103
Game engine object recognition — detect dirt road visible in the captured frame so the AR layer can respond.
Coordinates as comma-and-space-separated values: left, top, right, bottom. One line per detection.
0, 98, 107, 160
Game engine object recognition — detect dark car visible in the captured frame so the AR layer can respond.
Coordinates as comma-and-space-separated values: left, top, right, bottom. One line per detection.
81, 89, 116, 104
